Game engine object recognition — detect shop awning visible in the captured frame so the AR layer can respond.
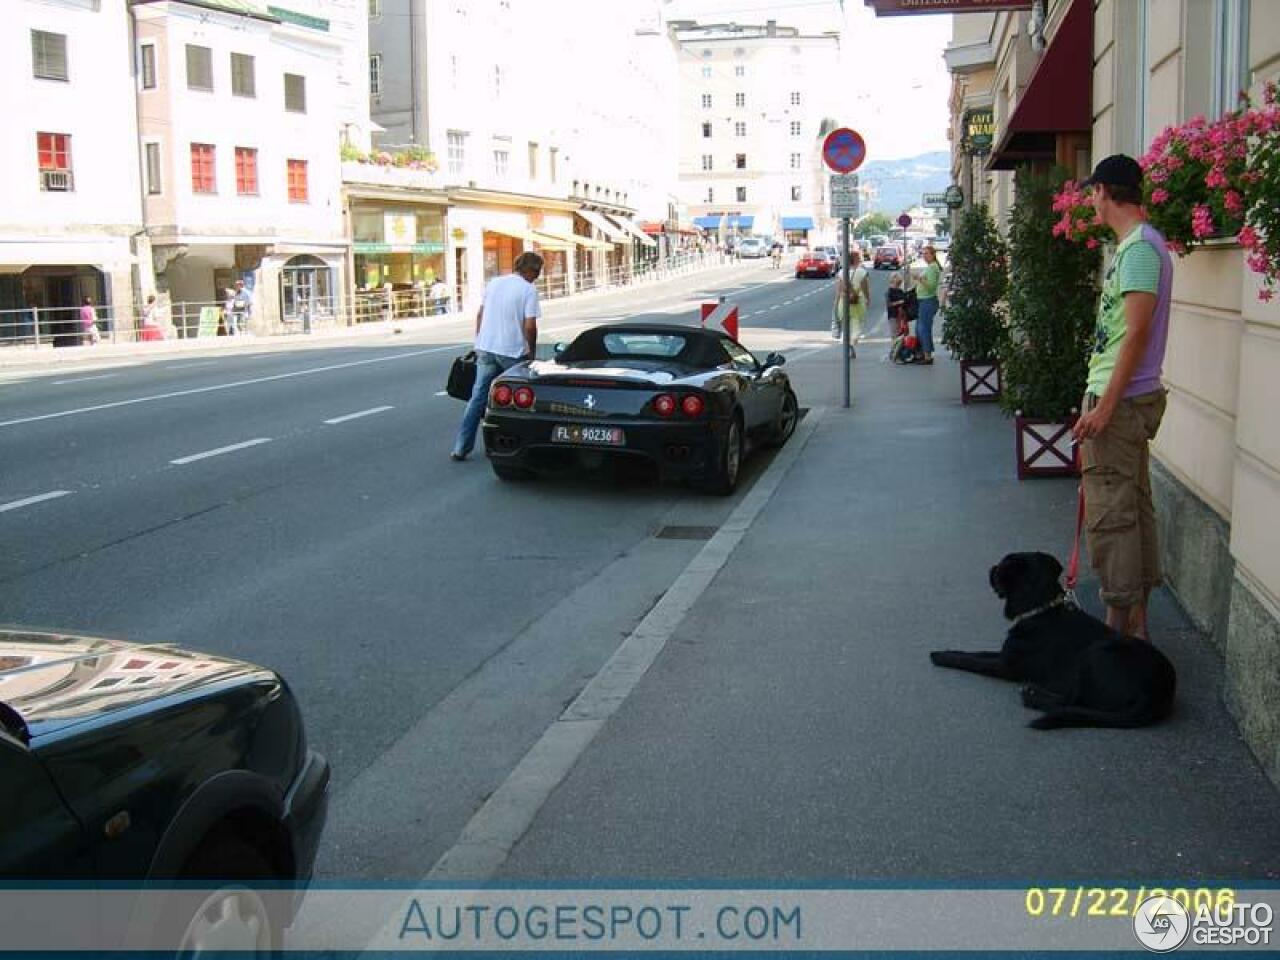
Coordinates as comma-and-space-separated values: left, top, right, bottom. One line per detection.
605, 215, 658, 248
988, 0, 1092, 171
483, 226, 541, 245
692, 215, 754, 230
780, 216, 815, 231
528, 232, 573, 251
639, 221, 665, 235
576, 209, 629, 244
532, 228, 612, 252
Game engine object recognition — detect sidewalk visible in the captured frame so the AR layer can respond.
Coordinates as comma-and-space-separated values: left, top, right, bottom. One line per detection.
496, 343, 1280, 882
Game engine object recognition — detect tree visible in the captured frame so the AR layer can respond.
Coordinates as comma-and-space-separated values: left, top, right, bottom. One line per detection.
855, 213, 893, 238
940, 204, 1006, 362
997, 167, 1102, 420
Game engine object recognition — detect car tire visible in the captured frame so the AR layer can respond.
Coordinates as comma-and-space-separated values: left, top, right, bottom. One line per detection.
702, 415, 743, 496
169, 833, 282, 956
491, 461, 534, 482
766, 390, 799, 448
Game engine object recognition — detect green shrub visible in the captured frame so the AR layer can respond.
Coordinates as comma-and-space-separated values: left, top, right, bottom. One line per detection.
940, 204, 1007, 362
997, 167, 1102, 420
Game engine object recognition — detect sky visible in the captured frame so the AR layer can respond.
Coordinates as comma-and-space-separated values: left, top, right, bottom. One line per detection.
666, 0, 954, 162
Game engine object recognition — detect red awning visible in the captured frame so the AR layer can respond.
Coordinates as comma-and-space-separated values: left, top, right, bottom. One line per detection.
988, 0, 1092, 171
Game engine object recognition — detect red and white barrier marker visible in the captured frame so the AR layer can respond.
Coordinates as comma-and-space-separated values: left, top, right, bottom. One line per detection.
701, 300, 739, 340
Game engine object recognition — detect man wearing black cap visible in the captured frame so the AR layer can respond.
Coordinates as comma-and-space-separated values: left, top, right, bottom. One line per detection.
1071, 154, 1173, 642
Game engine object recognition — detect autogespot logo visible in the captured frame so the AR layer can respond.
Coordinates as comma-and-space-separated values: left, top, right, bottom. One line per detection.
1134, 896, 1191, 952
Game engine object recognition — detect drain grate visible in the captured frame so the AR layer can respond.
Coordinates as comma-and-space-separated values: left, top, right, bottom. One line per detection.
655, 525, 718, 541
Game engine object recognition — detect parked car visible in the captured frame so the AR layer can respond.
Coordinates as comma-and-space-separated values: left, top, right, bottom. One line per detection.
795, 250, 838, 278
814, 245, 841, 265
737, 237, 768, 258
873, 244, 904, 270
0, 628, 329, 952
483, 324, 798, 496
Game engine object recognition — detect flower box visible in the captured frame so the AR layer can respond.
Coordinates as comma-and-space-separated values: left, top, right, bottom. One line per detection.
960, 360, 1001, 404
1015, 415, 1078, 480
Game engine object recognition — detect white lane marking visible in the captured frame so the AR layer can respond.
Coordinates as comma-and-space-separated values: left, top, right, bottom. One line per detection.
0, 347, 453, 430
324, 405, 394, 425
170, 438, 272, 465
769, 305, 780, 310
424, 407, 827, 884
52, 374, 118, 385
434, 390, 449, 397
0, 490, 73, 514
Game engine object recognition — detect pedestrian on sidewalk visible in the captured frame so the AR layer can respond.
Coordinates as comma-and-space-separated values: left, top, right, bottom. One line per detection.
451, 251, 544, 462
1071, 154, 1173, 642
79, 298, 101, 345
227, 279, 252, 335
913, 246, 943, 364
831, 251, 870, 357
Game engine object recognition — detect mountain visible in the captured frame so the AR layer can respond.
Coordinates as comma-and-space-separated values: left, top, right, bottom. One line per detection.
856, 150, 952, 216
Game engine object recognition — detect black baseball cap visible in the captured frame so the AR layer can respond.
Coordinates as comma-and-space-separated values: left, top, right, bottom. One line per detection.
1081, 154, 1143, 191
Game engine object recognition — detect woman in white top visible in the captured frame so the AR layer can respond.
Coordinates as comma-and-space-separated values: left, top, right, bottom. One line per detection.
831, 251, 871, 358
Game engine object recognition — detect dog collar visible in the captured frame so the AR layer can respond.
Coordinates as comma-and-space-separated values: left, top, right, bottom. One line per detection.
1012, 595, 1067, 625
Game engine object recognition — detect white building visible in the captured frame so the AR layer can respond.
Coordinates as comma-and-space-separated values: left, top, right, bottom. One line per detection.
1, 0, 144, 344
671, 18, 842, 246
133, 0, 352, 334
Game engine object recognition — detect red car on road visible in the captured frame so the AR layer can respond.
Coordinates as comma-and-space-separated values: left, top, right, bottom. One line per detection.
873, 244, 904, 270
794, 251, 837, 279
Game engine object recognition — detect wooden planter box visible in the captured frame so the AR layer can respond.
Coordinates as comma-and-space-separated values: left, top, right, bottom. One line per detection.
960, 360, 1002, 404
1015, 415, 1079, 479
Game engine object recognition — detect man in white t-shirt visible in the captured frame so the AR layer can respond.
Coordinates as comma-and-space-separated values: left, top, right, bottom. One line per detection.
451, 251, 543, 460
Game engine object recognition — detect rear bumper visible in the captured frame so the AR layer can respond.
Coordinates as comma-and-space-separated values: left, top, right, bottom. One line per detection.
483, 414, 726, 478
283, 749, 329, 898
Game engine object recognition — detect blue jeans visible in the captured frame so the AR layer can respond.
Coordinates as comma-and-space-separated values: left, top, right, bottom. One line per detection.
916, 297, 938, 356
452, 350, 522, 457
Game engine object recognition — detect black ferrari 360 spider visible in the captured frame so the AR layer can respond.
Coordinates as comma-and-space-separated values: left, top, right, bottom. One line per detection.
481, 324, 799, 494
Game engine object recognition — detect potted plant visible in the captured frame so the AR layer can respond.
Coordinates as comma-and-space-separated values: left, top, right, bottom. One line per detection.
940, 204, 1008, 403
998, 167, 1102, 479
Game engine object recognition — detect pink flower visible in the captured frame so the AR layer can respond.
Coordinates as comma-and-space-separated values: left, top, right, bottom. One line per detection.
1224, 190, 1244, 216
1167, 240, 1187, 255
1192, 204, 1216, 239
1260, 288, 1275, 303
1205, 167, 1228, 189
1238, 225, 1260, 249
1086, 239, 1100, 250
1151, 188, 1170, 205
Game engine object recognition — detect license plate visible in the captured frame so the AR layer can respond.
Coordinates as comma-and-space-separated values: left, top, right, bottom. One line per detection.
552, 424, 625, 446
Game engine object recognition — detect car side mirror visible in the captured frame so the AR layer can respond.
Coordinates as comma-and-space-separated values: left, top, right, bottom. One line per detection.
763, 352, 786, 369
553, 342, 567, 356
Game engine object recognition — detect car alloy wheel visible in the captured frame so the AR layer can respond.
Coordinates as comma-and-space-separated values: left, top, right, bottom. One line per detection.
724, 419, 742, 485
178, 887, 273, 955
774, 391, 798, 446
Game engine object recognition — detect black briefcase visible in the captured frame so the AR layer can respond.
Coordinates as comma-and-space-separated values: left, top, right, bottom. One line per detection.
446, 351, 477, 400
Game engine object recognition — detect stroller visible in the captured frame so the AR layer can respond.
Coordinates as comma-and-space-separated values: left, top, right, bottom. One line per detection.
888, 293, 923, 364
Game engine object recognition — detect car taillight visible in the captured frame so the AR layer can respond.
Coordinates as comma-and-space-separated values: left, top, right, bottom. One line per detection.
513, 386, 535, 409
654, 394, 677, 417
492, 383, 513, 406
681, 395, 705, 418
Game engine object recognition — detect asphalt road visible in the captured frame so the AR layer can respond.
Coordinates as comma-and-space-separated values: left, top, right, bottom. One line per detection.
1, 257, 893, 880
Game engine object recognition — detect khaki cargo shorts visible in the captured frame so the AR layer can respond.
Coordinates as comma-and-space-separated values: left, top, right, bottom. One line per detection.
1080, 389, 1168, 608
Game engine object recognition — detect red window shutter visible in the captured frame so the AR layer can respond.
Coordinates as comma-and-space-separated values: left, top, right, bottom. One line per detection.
288, 159, 308, 202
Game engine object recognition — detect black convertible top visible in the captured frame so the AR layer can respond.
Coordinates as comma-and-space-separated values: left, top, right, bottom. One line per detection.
558, 324, 733, 369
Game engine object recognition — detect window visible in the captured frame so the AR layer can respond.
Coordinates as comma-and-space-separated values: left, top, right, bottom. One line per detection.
235, 147, 258, 195
790, 152, 801, 169
37, 132, 72, 191
494, 65, 502, 99
447, 131, 467, 175
493, 149, 508, 176
790, 121, 802, 136
369, 54, 382, 96
702, 121, 712, 138
735, 92, 745, 108
734, 65, 745, 77
701, 66, 712, 79
735, 153, 746, 170
145, 142, 161, 195
284, 73, 306, 113
287, 158, 308, 202
528, 142, 538, 178
31, 30, 68, 81
231, 53, 255, 97
791, 91, 801, 106
705, 187, 714, 202
186, 44, 212, 90
190, 143, 216, 193
139, 44, 156, 89
550, 146, 558, 183
1212, 0, 1250, 119
702, 94, 712, 109
791, 185, 802, 202
369, 0, 381, 16
736, 186, 747, 202
734, 122, 746, 137
701, 154, 713, 171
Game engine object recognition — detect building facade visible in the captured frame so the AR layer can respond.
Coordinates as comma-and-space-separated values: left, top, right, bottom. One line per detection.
2, 0, 145, 344
945, 0, 1280, 785
672, 19, 841, 245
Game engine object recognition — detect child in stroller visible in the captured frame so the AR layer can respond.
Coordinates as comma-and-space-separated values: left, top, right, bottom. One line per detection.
886, 274, 923, 364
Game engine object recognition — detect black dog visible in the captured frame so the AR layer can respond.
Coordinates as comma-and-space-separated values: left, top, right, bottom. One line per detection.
930, 552, 1176, 729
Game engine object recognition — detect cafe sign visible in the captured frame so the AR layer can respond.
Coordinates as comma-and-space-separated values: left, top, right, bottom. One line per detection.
964, 108, 996, 156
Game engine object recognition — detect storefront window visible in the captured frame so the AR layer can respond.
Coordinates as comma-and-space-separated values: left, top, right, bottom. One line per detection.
280, 255, 333, 320
353, 208, 382, 243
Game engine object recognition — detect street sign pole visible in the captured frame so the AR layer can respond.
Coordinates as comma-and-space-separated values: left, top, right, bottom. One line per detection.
822, 127, 867, 410
841, 215, 851, 410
